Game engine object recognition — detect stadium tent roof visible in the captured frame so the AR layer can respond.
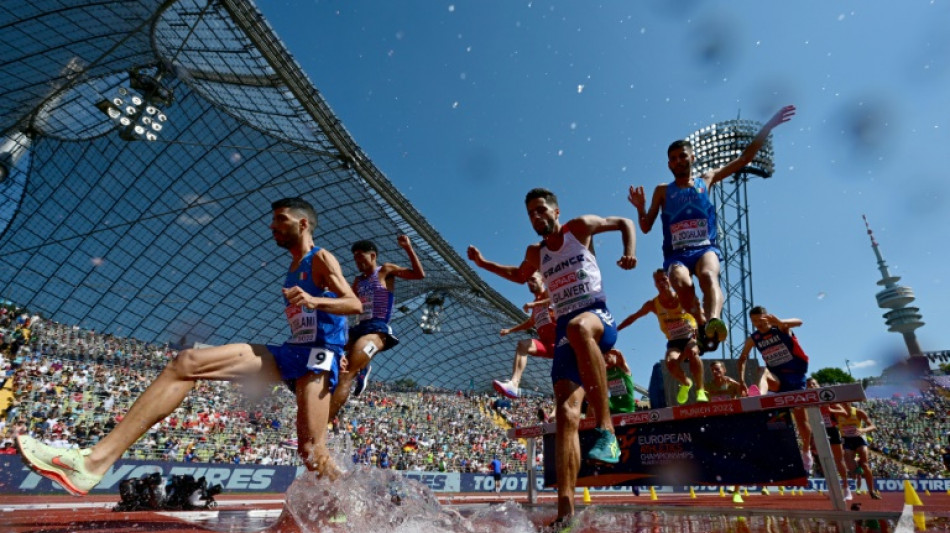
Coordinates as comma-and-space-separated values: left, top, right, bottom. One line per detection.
0, 0, 555, 394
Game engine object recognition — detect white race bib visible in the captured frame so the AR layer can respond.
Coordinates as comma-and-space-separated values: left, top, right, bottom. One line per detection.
761, 343, 793, 367
286, 305, 318, 344
306, 348, 336, 372
666, 319, 693, 340
358, 289, 374, 322
670, 219, 710, 250
608, 378, 628, 398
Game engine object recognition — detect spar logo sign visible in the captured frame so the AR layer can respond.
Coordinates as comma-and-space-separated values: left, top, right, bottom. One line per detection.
515, 425, 546, 438
616, 411, 660, 426
759, 389, 822, 408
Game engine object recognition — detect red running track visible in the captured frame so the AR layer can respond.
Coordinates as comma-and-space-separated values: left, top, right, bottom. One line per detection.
2, 490, 947, 532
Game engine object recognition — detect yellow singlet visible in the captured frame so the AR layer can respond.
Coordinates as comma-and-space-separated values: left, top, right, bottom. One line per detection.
653, 296, 697, 341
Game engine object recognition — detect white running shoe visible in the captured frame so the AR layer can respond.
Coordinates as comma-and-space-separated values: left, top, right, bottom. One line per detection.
17, 434, 102, 496
802, 452, 814, 473
492, 379, 520, 399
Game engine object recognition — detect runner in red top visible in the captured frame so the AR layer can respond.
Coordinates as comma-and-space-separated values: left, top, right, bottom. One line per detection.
491, 272, 556, 399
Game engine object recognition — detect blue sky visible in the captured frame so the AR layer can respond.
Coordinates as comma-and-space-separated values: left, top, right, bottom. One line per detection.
259, 1, 950, 385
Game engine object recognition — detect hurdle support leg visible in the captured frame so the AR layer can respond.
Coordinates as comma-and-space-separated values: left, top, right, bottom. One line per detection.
527, 437, 538, 504
806, 406, 846, 511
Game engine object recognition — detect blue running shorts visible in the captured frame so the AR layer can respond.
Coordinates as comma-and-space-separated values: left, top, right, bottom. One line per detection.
348, 318, 399, 352
664, 245, 723, 274
551, 304, 617, 386
267, 342, 343, 392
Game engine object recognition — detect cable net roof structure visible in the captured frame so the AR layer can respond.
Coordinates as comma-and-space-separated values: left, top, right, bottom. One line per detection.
0, 0, 554, 394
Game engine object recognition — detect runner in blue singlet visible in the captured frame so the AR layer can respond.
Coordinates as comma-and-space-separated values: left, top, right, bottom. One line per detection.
628, 105, 796, 351
16, 197, 362, 499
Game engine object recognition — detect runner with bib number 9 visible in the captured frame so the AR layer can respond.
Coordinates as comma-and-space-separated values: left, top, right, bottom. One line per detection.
17, 197, 362, 496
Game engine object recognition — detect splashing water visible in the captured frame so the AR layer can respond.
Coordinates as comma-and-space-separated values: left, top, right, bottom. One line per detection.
269, 437, 895, 533
281, 467, 540, 533
276, 433, 542, 532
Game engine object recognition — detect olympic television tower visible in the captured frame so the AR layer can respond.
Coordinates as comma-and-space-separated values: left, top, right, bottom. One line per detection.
862, 215, 927, 365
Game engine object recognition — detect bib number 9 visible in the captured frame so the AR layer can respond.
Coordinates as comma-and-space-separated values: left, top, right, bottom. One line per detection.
307, 348, 336, 372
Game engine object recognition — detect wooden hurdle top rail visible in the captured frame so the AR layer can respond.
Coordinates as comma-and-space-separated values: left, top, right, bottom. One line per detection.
506, 383, 866, 439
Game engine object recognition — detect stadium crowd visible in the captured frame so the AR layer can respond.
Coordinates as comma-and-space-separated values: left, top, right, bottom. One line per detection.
861, 386, 950, 479
3, 305, 950, 481
0, 309, 547, 473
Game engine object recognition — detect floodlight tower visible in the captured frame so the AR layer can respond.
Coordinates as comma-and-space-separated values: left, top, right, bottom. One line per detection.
862, 216, 926, 361
686, 119, 776, 359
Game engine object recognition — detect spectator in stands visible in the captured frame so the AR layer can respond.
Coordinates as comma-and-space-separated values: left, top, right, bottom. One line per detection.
706, 361, 742, 401
490, 454, 503, 493
0, 440, 15, 454
16, 197, 361, 496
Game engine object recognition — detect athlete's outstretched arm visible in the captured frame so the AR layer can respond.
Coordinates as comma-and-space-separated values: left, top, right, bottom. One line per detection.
617, 300, 654, 332
524, 298, 551, 312
501, 316, 535, 336
467, 244, 538, 284
628, 185, 664, 234
568, 215, 637, 270
706, 105, 796, 187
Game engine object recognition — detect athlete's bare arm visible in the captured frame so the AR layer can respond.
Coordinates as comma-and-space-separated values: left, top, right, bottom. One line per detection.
565, 215, 637, 270
524, 298, 551, 312
617, 300, 655, 332
827, 402, 849, 418
609, 349, 632, 375
627, 184, 666, 234
766, 314, 803, 335
283, 248, 362, 315
736, 337, 757, 393
705, 105, 796, 188
726, 378, 743, 397
380, 235, 426, 291
467, 244, 540, 284
857, 409, 877, 434
501, 316, 536, 337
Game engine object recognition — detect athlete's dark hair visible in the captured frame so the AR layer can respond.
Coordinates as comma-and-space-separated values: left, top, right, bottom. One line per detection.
749, 305, 768, 316
667, 139, 694, 156
351, 240, 378, 254
272, 197, 317, 233
654, 268, 665, 276
525, 188, 558, 207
